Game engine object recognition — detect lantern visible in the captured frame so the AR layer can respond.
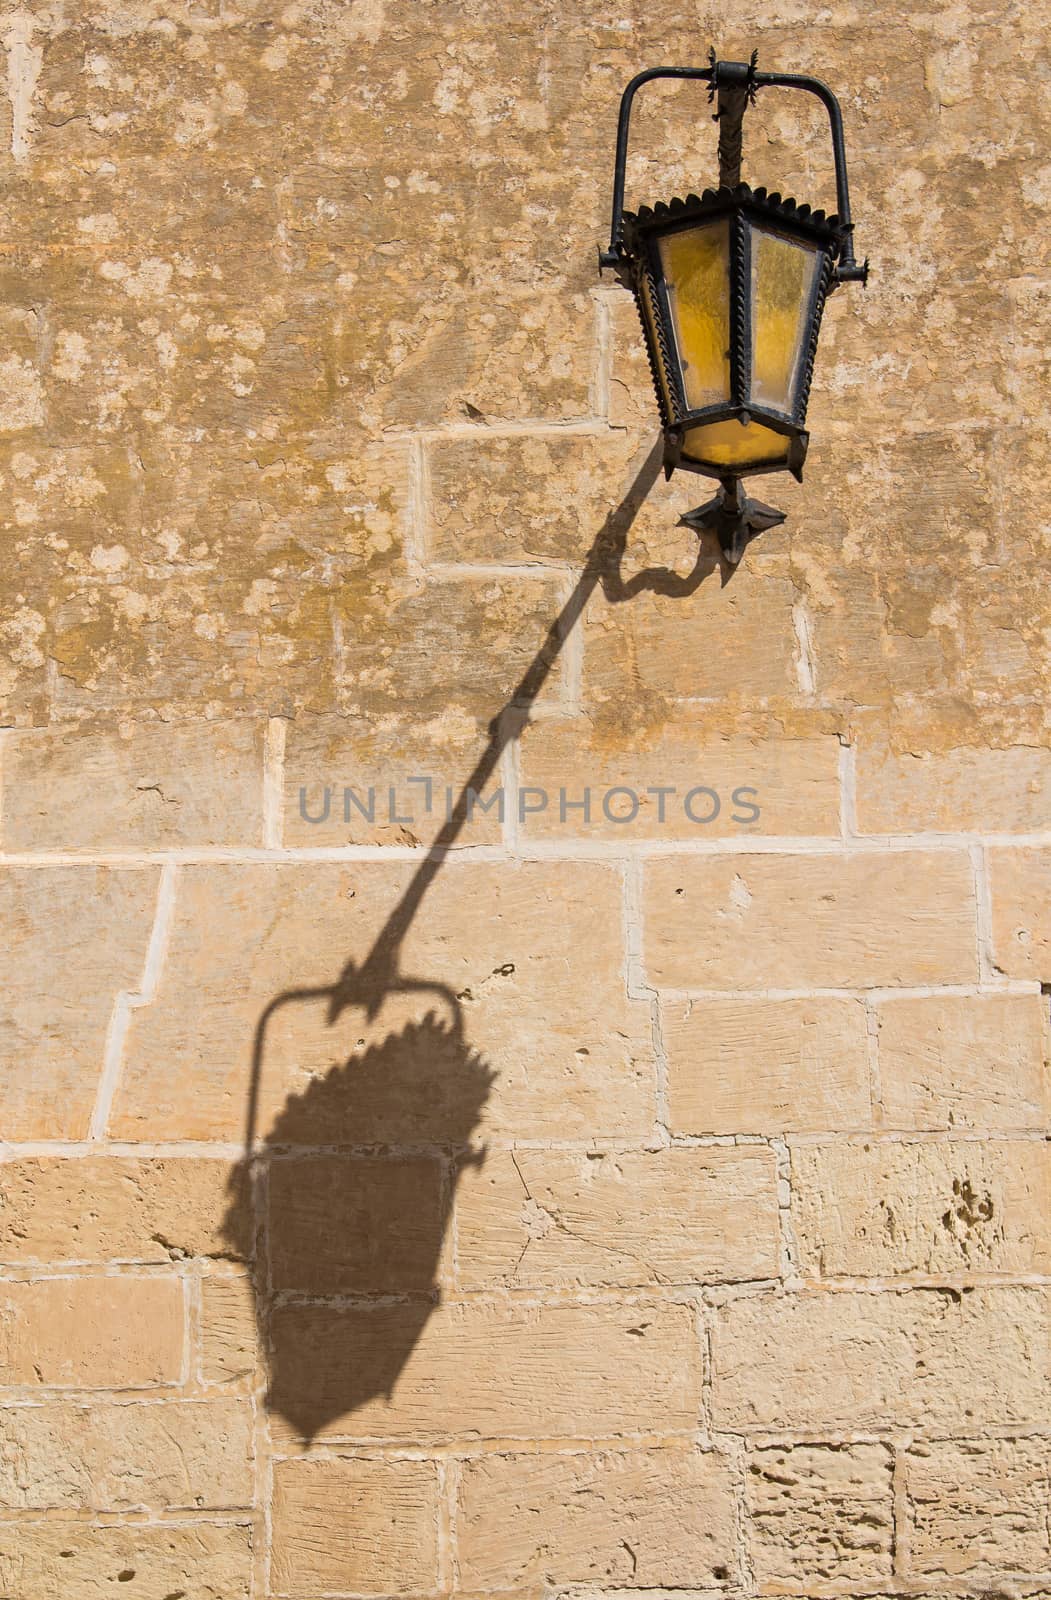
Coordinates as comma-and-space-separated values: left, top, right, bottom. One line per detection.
600, 52, 868, 563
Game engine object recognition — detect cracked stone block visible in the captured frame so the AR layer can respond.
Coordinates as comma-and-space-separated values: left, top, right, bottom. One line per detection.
2, 720, 266, 850
455, 1145, 779, 1288
0, 1157, 245, 1266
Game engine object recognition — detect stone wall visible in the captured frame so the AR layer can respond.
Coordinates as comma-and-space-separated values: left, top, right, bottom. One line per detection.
0, 0, 1049, 1595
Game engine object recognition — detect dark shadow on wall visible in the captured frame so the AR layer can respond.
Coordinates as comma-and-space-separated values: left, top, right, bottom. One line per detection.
221, 436, 724, 1441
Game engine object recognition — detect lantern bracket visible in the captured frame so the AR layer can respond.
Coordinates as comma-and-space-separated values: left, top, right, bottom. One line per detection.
598, 53, 868, 287
679, 476, 786, 568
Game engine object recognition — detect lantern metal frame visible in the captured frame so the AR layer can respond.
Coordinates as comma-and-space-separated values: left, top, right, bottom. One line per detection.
599, 51, 869, 563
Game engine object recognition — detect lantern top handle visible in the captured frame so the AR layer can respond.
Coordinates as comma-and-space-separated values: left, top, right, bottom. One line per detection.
599, 52, 868, 286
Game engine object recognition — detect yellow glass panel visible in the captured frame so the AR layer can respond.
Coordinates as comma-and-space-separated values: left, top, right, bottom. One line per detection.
658, 222, 731, 409
750, 228, 819, 414
682, 419, 790, 470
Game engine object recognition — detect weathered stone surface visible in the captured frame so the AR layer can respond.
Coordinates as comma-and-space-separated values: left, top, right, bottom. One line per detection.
47, 572, 343, 724
335, 571, 568, 721
517, 723, 841, 839
608, 293, 657, 434
0, 0, 1047, 1575
644, 852, 978, 989
271, 1458, 439, 1596
115, 861, 653, 1142
876, 992, 1050, 1130
0, 1158, 245, 1265
284, 711, 503, 848
855, 740, 1051, 835
989, 847, 1051, 980
2, 720, 266, 850
268, 1300, 700, 1444
713, 1288, 1051, 1431
780, 419, 1051, 738
748, 1442, 894, 1585
457, 1447, 737, 1588
904, 1438, 1051, 1575
0, 1521, 251, 1599
133, 435, 410, 590
0, 1398, 252, 1511
582, 559, 803, 720
792, 1139, 1051, 1277
0, 1278, 183, 1390
455, 1146, 779, 1288
663, 997, 871, 1134
0, 866, 159, 1139
429, 431, 637, 564
199, 1275, 257, 1386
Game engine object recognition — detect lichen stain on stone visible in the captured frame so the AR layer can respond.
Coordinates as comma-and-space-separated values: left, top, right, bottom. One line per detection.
0, 2, 1042, 753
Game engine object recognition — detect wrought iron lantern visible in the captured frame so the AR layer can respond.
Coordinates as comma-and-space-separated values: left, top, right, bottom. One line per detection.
600, 52, 868, 563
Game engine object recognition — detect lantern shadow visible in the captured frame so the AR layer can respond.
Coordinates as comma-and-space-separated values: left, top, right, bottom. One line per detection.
220, 1002, 494, 1442
222, 436, 723, 1442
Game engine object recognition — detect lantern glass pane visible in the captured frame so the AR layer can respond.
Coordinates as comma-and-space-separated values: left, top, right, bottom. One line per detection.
658, 221, 731, 409
683, 419, 790, 469
749, 228, 820, 414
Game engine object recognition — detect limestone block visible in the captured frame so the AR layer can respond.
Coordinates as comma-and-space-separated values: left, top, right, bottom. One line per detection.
0, 1397, 252, 1511
0, 1159, 245, 1266
876, 992, 1050, 1130
199, 1275, 257, 1386
283, 711, 503, 849
0, 1521, 250, 1599
663, 997, 871, 1134
271, 1458, 439, 1596
713, 1287, 1051, 1431
645, 852, 978, 989
904, 1438, 1051, 1575
989, 848, 1051, 980
2, 720, 266, 850
748, 1442, 894, 1585
517, 724, 841, 840
457, 1446, 737, 1589
792, 1138, 1051, 1276
455, 1146, 779, 1288
0, 865, 158, 1139
0, 1277, 183, 1390
856, 740, 1051, 835
114, 861, 652, 1143
267, 1299, 700, 1444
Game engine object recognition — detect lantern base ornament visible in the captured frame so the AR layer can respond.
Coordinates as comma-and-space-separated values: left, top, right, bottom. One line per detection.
680, 477, 786, 566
